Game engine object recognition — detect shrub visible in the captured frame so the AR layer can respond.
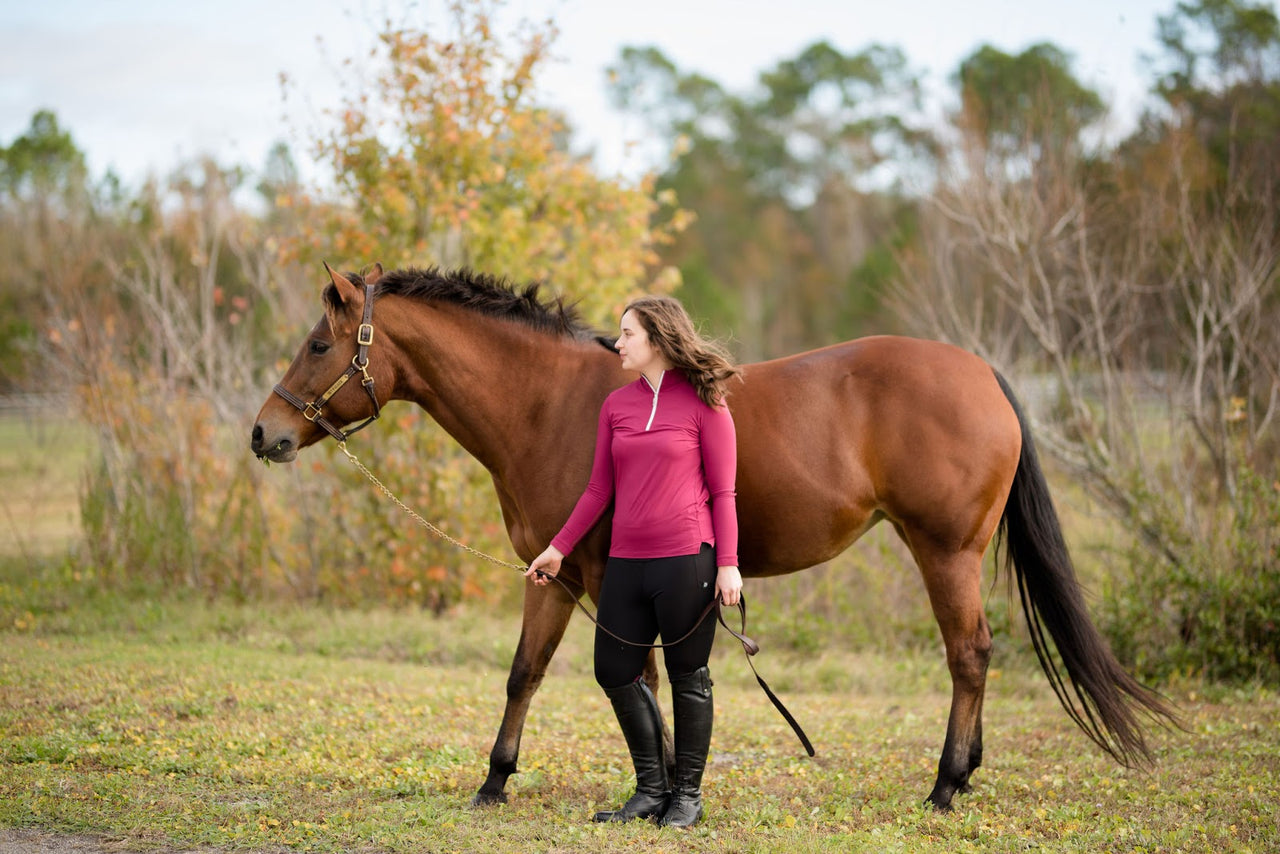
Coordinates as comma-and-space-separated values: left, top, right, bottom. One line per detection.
1103, 466, 1280, 683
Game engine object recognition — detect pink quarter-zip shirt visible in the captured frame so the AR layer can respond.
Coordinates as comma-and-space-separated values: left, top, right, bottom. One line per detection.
551, 370, 739, 567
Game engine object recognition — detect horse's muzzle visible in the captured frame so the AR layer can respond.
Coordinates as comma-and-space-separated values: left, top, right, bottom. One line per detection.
251, 423, 298, 463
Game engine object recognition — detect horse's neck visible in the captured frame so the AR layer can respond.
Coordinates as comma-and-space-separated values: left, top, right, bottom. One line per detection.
389, 303, 614, 476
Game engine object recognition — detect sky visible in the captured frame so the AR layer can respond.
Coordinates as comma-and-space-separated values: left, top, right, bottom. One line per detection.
0, 0, 1194, 188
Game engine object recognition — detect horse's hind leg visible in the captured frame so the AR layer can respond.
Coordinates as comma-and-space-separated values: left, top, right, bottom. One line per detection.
910, 539, 993, 811
472, 580, 578, 806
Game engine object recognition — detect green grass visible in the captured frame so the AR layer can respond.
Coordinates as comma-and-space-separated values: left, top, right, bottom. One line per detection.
1, 562, 1277, 853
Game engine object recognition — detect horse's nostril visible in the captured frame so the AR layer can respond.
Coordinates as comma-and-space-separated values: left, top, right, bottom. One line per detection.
251, 423, 264, 451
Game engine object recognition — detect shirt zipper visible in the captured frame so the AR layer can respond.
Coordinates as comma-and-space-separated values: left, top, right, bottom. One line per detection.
642, 371, 664, 431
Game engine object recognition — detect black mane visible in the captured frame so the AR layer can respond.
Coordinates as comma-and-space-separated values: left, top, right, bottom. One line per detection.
360, 266, 605, 343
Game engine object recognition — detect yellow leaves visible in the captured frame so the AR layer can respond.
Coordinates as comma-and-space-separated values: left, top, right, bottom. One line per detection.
382, 186, 411, 221
668, 207, 698, 234
300, 3, 688, 325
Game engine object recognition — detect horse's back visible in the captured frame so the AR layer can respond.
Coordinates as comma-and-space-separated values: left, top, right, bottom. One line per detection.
731, 336, 1021, 575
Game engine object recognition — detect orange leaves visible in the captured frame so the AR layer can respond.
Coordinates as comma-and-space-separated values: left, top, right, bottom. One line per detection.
295, 2, 684, 326
41, 0, 694, 612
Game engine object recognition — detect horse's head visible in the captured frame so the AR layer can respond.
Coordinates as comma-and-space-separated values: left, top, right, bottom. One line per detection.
251, 262, 387, 462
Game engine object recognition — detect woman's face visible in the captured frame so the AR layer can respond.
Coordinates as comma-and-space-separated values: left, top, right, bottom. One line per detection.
616, 310, 663, 376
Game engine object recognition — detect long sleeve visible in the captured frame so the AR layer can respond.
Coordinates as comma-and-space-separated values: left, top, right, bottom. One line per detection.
700, 403, 739, 566
550, 404, 615, 556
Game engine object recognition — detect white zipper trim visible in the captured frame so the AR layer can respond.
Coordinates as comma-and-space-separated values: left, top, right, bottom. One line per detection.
642, 371, 664, 431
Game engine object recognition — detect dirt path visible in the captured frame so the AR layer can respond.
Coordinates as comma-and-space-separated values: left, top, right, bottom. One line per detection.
1, 831, 112, 853
0, 830, 222, 854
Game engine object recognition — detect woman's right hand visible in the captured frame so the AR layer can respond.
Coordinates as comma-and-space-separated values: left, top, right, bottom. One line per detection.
524, 545, 564, 586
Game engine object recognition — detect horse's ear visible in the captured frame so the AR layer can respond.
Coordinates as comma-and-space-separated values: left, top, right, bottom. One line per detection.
363, 262, 384, 286
322, 261, 363, 335
324, 261, 362, 305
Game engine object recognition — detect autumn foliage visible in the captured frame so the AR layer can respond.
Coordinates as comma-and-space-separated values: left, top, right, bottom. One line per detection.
272, 2, 685, 611
30, 3, 685, 609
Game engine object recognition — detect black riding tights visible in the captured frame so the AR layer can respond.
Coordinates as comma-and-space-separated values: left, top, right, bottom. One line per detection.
593, 543, 718, 690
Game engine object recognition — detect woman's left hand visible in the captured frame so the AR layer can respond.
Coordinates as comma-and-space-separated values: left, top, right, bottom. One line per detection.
716, 565, 743, 607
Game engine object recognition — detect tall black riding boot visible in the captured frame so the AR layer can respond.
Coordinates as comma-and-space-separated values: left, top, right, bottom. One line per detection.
592, 679, 670, 823
659, 666, 714, 828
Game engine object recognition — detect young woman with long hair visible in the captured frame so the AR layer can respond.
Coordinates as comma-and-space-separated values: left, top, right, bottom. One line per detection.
526, 294, 741, 828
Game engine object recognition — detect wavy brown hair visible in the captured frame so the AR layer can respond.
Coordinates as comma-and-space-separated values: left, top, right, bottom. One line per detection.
624, 295, 742, 407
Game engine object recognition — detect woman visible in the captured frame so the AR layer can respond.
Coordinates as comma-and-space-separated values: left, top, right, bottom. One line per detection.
525, 295, 742, 828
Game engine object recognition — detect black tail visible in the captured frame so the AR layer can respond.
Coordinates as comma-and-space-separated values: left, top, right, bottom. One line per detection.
993, 371, 1178, 766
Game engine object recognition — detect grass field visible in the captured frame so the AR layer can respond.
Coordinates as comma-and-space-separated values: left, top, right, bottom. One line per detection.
2, 563, 1278, 854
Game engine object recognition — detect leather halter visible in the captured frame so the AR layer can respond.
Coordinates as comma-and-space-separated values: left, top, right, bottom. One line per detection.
272, 283, 381, 443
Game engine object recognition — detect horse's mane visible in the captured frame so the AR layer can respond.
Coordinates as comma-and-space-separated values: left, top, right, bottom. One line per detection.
360, 266, 606, 343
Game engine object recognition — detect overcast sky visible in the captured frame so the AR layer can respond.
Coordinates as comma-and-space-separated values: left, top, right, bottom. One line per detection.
1, 0, 1194, 187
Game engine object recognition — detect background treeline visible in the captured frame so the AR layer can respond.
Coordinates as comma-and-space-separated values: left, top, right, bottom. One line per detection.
1, 0, 1275, 682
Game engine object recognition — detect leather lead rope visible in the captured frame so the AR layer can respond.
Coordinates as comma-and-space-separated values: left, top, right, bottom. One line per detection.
717, 594, 815, 756
538, 570, 814, 757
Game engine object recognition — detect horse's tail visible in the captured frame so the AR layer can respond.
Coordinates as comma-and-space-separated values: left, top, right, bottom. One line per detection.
993, 370, 1178, 766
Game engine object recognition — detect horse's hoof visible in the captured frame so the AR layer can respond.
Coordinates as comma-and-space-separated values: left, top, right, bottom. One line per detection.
924, 790, 955, 812
470, 790, 508, 808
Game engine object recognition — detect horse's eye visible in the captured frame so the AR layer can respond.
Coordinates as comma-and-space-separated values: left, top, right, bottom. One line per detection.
309, 339, 331, 356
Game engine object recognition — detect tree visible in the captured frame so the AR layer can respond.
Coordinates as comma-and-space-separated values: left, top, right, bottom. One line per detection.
1127, 0, 1280, 482
1154, 0, 1280, 94
290, 2, 679, 323
0, 111, 96, 392
607, 42, 932, 358
256, 140, 300, 208
0, 110, 88, 203
954, 43, 1106, 167
897, 25, 1279, 681
1148, 0, 1280, 191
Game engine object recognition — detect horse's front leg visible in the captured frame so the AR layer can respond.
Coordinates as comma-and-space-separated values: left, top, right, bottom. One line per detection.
472, 577, 579, 806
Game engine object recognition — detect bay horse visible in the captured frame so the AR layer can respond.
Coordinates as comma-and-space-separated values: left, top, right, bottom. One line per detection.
251, 263, 1175, 811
